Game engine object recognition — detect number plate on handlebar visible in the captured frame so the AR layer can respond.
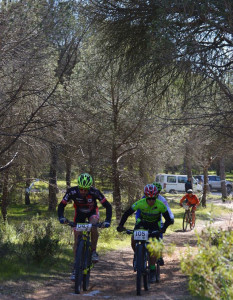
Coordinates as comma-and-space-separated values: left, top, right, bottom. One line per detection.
76, 223, 92, 231
134, 230, 148, 241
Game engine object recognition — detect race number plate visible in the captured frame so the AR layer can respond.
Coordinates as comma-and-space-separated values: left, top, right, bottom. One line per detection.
76, 223, 92, 231
134, 230, 149, 241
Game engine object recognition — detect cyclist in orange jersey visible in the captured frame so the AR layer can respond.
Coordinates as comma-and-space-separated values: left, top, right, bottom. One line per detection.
179, 189, 200, 228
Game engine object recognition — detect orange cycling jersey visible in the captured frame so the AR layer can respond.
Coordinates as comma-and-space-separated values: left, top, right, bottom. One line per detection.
180, 194, 200, 206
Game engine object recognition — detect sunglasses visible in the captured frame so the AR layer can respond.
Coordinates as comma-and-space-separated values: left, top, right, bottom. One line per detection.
146, 197, 156, 201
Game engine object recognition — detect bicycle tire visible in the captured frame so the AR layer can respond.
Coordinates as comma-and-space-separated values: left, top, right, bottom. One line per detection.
143, 247, 150, 291
83, 242, 92, 291
136, 244, 143, 296
182, 211, 189, 231
75, 239, 85, 294
155, 261, 160, 283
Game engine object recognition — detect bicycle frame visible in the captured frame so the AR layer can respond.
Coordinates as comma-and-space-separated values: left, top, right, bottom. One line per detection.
68, 222, 102, 294
76, 225, 94, 275
182, 204, 195, 231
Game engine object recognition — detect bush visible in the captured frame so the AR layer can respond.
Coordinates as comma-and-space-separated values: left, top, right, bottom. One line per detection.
181, 227, 233, 300
0, 218, 60, 265
31, 219, 59, 263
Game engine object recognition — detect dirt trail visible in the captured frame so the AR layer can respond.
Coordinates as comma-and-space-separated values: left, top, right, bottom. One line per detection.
1, 201, 232, 300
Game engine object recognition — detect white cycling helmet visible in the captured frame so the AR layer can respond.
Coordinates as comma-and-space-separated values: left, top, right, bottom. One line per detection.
187, 189, 193, 193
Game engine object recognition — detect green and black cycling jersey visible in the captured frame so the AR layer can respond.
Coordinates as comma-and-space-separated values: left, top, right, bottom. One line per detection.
119, 197, 173, 232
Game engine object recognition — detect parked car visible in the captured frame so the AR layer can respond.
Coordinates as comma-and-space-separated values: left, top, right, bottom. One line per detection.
193, 175, 232, 195
155, 174, 203, 194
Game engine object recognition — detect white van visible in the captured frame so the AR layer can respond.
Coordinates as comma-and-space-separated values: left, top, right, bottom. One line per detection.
155, 174, 203, 194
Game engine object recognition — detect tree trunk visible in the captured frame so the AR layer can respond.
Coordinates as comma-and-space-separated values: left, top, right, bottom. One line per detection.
202, 167, 209, 208
184, 144, 192, 179
87, 141, 95, 185
65, 157, 72, 190
219, 157, 227, 202
139, 152, 148, 185
1, 169, 9, 222
48, 144, 58, 211
112, 146, 121, 221
25, 170, 31, 205
127, 155, 135, 205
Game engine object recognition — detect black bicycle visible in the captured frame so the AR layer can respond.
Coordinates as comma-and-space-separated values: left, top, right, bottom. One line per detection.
182, 204, 195, 231
68, 221, 103, 294
124, 228, 161, 296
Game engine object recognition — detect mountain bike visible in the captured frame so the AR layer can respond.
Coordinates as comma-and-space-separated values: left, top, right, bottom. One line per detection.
182, 204, 195, 231
68, 221, 103, 294
123, 228, 161, 296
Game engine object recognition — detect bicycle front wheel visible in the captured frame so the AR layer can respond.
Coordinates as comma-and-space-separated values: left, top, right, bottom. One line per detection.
182, 211, 189, 231
136, 244, 143, 296
83, 243, 92, 291
75, 239, 85, 294
143, 248, 150, 291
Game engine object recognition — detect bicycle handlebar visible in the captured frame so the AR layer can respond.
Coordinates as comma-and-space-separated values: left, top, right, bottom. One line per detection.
182, 204, 195, 209
66, 220, 104, 228
123, 228, 162, 238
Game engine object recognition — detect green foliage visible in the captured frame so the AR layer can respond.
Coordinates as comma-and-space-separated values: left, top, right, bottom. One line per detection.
0, 218, 60, 280
181, 227, 233, 300
147, 238, 164, 258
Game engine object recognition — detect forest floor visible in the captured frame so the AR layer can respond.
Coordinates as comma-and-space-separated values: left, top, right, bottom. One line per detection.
1, 198, 233, 300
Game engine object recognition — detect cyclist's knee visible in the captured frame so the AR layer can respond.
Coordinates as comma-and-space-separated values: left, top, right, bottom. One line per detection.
89, 215, 99, 225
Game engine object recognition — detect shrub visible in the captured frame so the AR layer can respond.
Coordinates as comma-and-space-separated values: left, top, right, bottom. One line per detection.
31, 219, 59, 263
181, 227, 233, 300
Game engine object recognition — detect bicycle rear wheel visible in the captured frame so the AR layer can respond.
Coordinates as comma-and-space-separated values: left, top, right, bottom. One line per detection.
75, 239, 85, 294
136, 244, 143, 296
143, 248, 150, 291
182, 211, 189, 231
83, 243, 92, 291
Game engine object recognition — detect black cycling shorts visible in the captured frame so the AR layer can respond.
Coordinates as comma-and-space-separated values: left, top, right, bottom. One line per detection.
134, 220, 160, 231
74, 207, 99, 223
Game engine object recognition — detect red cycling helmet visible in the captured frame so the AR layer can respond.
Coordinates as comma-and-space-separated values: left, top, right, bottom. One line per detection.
144, 184, 158, 198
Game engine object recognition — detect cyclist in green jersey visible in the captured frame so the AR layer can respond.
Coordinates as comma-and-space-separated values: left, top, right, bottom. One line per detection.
117, 184, 173, 283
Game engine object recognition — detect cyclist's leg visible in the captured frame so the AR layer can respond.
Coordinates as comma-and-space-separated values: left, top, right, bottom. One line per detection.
89, 208, 100, 262
73, 213, 86, 258
191, 206, 196, 228
145, 221, 160, 282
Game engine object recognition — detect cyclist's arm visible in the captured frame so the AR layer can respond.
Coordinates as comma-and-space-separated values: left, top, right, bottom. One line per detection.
58, 188, 74, 219
100, 198, 112, 223
180, 195, 186, 205
161, 211, 174, 232
118, 207, 134, 227
58, 200, 67, 219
